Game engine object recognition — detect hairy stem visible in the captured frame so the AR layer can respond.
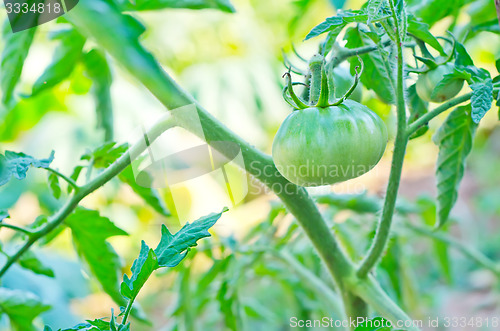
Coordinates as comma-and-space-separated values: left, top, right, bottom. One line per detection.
407, 92, 471, 136
357, 0, 408, 278
329, 39, 392, 69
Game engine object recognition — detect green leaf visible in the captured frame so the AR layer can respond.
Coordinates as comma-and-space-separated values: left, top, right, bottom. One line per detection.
0, 150, 55, 187
120, 241, 158, 300
433, 105, 477, 227
84, 49, 114, 141
86, 318, 112, 330
407, 16, 445, 55
118, 166, 170, 216
66, 208, 128, 305
0, 288, 51, 331
470, 79, 493, 123
366, 0, 386, 24
18, 250, 55, 278
32, 29, 86, 96
450, 39, 491, 83
0, 20, 36, 105
316, 193, 381, 213
305, 9, 383, 41
305, 16, 345, 40
81, 142, 128, 168
415, 0, 473, 27
154, 208, 226, 267
68, 165, 84, 193
338, 10, 369, 23
413, 55, 438, 69
321, 26, 345, 54
454, 40, 474, 68
395, 0, 408, 40
345, 26, 394, 104
48, 171, 61, 199
408, 84, 429, 139
120, 0, 236, 12
62, 320, 108, 330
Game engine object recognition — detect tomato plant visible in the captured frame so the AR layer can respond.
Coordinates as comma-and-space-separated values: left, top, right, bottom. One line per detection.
0, 0, 499, 330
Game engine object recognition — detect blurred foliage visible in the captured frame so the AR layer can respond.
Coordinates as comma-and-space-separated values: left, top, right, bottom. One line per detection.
0, 0, 499, 330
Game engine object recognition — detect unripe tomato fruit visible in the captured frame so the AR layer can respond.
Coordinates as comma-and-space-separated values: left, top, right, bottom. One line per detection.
272, 100, 388, 187
416, 63, 463, 103
331, 67, 363, 102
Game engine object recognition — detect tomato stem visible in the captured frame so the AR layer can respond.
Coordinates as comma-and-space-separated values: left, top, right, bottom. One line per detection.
334, 58, 364, 106
308, 54, 324, 104
315, 65, 331, 108
283, 72, 308, 109
357, 0, 409, 279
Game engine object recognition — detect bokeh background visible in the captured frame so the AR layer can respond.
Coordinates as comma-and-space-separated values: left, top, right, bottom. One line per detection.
0, 0, 499, 330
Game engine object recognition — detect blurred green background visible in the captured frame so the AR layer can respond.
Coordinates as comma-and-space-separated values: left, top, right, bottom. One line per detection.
0, 0, 500, 330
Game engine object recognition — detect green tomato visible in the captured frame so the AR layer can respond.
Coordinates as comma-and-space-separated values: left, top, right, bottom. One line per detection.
272, 100, 388, 187
331, 67, 363, 102
416, 63, 464, 103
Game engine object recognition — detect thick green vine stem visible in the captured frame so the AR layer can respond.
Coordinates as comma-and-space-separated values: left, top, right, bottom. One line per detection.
357, 0, 409, 278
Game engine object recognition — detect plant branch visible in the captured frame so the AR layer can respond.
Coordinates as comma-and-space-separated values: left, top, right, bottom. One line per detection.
407, 87, 499, 137
46, 167, 79, 191
407, 92, 472, 136
0, 222, 35, 235
0, 116, 177, 277
121, 298, 134, 325
329, 39, 392, 69
357, 0, 409, 278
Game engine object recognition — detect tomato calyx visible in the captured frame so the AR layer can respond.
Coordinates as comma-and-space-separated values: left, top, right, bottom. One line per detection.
282, 54, 364, 110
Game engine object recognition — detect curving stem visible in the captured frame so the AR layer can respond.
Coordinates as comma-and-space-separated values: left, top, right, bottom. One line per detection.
283, 72, 309, 109
357, 0, 409, 278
